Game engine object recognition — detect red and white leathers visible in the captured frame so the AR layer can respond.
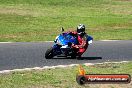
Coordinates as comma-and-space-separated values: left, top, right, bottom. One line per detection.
68, 31, 88, 57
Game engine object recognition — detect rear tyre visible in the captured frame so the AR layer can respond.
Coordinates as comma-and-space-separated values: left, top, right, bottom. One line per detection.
70, 49, 77, 59
45, 47, 54, 59
71, 54, 76, 59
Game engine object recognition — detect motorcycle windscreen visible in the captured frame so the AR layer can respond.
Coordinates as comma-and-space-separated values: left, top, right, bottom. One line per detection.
57, 33, 78, 45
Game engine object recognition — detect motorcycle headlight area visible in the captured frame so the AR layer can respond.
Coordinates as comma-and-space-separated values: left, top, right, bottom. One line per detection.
55, 37, 62, 45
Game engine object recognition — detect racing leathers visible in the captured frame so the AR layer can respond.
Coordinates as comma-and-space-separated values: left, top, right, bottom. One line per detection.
69, 31, 88, 57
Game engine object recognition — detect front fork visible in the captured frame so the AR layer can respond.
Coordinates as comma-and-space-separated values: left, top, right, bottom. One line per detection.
52, 44, 62, 56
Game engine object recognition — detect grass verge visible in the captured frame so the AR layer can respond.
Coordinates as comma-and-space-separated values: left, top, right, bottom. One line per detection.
0, 62, 132, 88
0, 0, 132, 41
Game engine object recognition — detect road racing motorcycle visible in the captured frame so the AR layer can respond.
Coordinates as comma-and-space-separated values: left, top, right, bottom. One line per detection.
45, 28, 93, 59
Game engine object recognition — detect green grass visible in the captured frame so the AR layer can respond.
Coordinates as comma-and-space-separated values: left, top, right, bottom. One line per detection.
0, 62, 132, 88
0, 0, 132, 41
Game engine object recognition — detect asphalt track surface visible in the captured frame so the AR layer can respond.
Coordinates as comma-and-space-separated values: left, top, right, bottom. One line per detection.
0, 41, 132, 71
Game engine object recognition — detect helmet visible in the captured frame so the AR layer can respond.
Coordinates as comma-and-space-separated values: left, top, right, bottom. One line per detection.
77, 24, 85, 35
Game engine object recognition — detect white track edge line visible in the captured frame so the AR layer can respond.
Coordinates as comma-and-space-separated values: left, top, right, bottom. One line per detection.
99, 40, 121, 41
0, 61, 130, 74
0, 40, 122, 43
0, 42, 13, 43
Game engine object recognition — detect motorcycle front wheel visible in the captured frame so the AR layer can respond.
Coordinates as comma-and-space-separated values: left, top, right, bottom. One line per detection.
45, 47, 54, 59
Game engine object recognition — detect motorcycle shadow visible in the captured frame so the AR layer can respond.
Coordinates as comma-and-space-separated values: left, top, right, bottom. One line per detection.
78, 57, 102, 60
49, 57, 102, 60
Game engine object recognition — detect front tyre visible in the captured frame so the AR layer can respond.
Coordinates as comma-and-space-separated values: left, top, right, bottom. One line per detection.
45, 47, 54, 59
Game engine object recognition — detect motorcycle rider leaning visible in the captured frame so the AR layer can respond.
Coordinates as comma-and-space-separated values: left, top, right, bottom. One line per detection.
68, 24, 89, 57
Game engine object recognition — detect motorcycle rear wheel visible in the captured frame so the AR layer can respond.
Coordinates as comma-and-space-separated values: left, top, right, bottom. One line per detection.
45, 47, 54, 59
71, 54, 76, 59
70, 49, 77, 59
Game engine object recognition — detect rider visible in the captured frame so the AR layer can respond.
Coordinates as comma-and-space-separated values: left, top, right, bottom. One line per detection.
69, 24, 89, 57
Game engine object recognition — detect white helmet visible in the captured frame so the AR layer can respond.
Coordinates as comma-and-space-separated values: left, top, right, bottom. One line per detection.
77, 24, 85, 35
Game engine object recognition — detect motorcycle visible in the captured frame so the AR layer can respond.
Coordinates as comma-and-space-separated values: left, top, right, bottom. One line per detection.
45, 28, 93, 59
